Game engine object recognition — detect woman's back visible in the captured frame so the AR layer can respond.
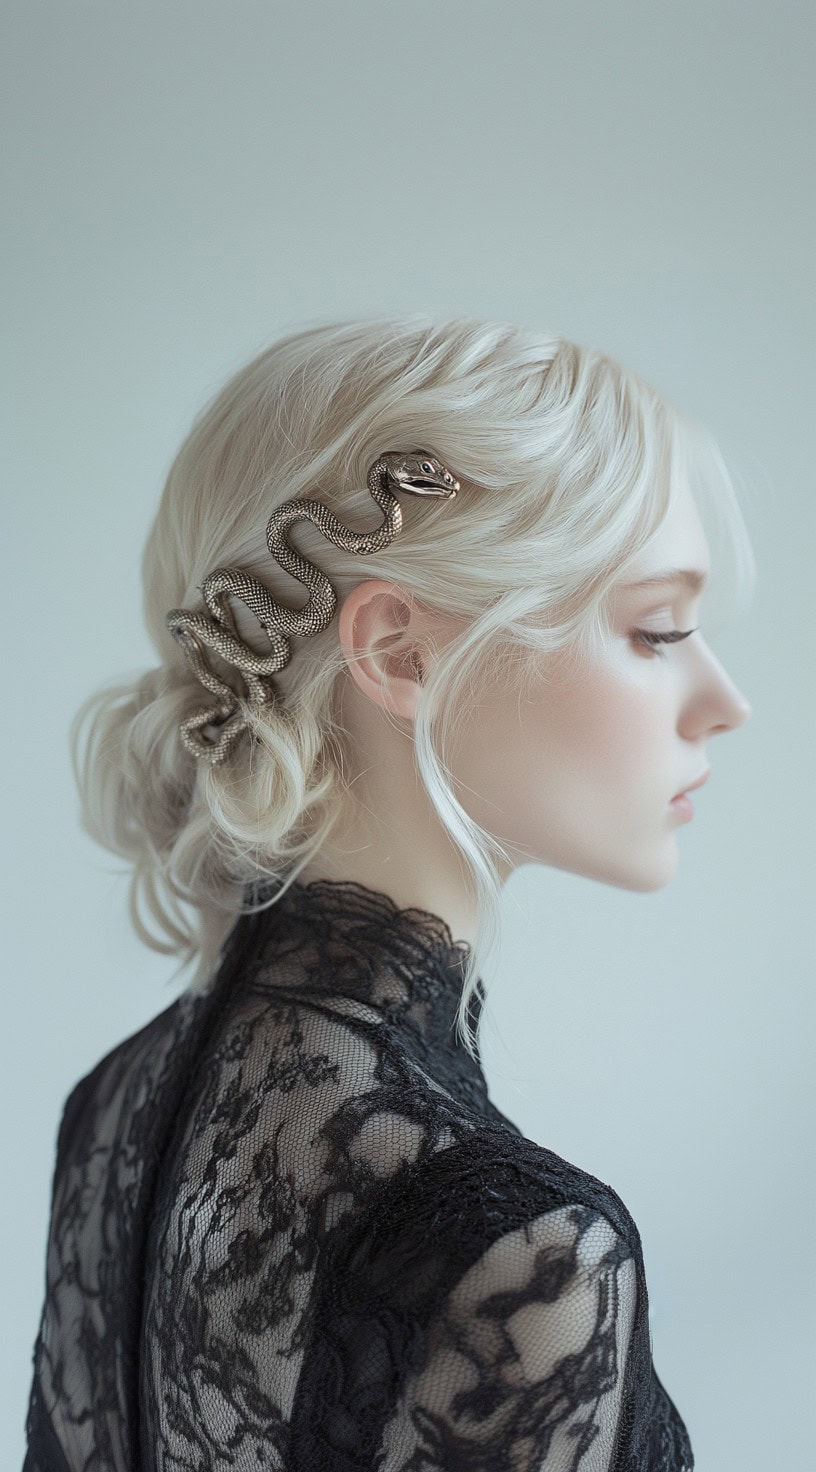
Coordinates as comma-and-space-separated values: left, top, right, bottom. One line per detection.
24, 877, 694, 1471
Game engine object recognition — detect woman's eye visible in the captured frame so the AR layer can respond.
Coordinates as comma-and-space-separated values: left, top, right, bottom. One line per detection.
632, 628, 698, 657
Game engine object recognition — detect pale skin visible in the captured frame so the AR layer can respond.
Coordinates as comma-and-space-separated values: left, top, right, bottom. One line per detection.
296, 479, 752, 949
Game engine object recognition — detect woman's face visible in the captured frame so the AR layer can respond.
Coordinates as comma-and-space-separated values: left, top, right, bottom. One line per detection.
445, 479, 752, 892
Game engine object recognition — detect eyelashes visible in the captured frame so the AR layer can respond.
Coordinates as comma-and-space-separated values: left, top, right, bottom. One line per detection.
633, 627, 699, 656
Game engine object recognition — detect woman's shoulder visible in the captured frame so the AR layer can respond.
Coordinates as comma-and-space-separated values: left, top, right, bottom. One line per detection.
195, 982, 646, 1260
360, 1111, 644, 1272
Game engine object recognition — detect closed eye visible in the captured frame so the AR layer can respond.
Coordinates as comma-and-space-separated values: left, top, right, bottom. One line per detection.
633, 627, 698, 656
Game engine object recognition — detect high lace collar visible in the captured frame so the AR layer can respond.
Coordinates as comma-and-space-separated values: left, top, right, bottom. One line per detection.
231, 875, 484, 1054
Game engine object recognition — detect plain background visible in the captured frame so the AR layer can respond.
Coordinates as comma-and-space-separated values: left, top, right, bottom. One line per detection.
2, 2, 813, 1467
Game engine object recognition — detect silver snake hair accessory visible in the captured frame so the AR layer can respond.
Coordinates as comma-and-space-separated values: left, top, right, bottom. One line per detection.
165, 450, 460, 767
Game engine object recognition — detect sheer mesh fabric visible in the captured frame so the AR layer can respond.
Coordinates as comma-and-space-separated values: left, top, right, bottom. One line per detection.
23, 877, 694, 1470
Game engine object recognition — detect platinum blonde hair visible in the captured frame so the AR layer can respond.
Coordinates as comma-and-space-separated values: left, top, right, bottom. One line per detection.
70, 314, 757, 1061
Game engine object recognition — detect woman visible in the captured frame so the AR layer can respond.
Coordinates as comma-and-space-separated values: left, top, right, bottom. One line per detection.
24, 314, 753, 1470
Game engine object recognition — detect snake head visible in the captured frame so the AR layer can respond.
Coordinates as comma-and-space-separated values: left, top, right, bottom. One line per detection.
381, 450, 460, 499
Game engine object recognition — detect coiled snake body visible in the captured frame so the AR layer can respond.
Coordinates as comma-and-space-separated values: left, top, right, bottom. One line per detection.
165, 450, 460, 766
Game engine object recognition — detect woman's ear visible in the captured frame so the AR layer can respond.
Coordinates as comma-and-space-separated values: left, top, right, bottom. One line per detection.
338, 579, 427, 721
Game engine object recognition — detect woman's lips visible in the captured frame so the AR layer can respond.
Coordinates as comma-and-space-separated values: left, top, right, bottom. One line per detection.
672, 768, 711, 800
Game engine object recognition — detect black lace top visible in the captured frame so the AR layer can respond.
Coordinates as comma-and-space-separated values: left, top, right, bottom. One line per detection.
23, 877, 694, 1470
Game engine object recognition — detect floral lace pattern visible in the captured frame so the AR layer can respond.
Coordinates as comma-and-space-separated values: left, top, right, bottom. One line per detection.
24, 878, 694, 1470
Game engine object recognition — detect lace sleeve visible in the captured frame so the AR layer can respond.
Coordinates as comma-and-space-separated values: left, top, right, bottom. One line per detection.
380, 1204, 636, 1470
293, 1166, 638, 1471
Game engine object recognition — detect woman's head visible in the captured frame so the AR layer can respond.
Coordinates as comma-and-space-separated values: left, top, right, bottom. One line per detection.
71, 313, 756, 1060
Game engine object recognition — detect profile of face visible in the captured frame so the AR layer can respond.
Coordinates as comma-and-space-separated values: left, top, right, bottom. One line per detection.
445, 479, 752, 891
333, 477, 752, 901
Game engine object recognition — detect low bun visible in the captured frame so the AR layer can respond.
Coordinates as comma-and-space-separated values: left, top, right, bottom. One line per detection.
70, 651, 342, 993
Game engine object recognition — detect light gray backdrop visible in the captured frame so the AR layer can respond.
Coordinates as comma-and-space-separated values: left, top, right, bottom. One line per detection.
2, 3, 813, 1467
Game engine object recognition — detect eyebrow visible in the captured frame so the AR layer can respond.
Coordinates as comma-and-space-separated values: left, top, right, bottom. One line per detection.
620, 567, 709, 594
